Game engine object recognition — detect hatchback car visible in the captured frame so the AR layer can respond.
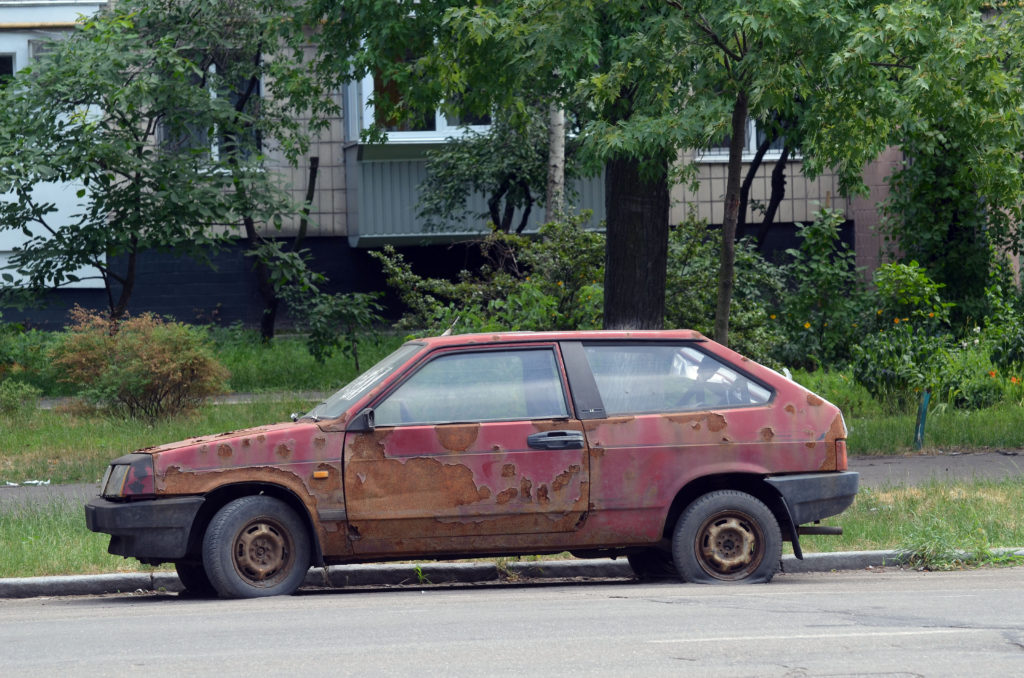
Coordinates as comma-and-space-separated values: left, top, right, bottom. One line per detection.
86, 330, 858, 598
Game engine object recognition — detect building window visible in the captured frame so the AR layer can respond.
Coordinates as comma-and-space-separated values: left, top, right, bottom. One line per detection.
0, 55, 14, 87
356, 72, 490, 143
700, 118, 787, 162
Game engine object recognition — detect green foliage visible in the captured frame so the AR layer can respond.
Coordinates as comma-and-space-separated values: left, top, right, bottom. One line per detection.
49, 308, 228, 420
871, 261, 952, 329
664, 213, 785, 364
288, 293, 385, 368
0, 0, 333, 318
773, 209, 868, 369
850, 325, 949, 414
790, 369, 882, 420
0, 380, 42, 416
372, 216, 604, 334
418, 110, 561, 234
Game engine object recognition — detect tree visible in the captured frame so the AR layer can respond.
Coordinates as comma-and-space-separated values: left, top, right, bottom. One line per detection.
417, 109, 556, 235
0, 0, 334, 327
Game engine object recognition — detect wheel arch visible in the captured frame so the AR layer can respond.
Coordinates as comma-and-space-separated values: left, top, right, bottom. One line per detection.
662, 473, 794, 546
182, 483, 325, 567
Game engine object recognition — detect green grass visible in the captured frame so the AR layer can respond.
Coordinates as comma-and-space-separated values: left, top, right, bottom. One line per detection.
211, 330, 405, 392
848, 402, 1024, 455
0, 498, 170, 578
0, 397, 319, 485
799, 478, 1024, 560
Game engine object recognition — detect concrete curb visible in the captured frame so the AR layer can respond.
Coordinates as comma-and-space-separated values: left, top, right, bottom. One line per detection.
7, 550, 1021, 599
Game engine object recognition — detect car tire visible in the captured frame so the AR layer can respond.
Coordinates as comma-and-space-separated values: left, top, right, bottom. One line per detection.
174, 561, 217, 597
627, 549, 679, 580
671, 490, 781, 584
202, 495, 311, 599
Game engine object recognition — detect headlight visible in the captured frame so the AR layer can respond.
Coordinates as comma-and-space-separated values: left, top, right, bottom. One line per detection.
102, 464, 131, 498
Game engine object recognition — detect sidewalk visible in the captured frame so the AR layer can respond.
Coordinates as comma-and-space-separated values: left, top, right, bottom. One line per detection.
9, 550, 1023, 599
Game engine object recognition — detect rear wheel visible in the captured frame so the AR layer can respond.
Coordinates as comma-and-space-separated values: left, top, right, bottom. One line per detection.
627, 549, 679, 580
672, 490, 781, 584
202, 496, 311, 599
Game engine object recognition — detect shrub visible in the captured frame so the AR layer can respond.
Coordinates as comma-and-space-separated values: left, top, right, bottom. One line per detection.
871, 260, 952, 330
665, 213, 785, 365
49, 307, 228, 420
773, 209, 869, 370
371, 215, 604, 334
850, 324, 949, 413
0, 379, 42, 415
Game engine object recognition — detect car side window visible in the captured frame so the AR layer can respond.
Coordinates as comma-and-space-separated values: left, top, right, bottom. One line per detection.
373, 348, 569, 426
582, 344, 772, 416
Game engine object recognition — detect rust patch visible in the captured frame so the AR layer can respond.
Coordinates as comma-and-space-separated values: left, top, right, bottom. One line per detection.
496, 488, 519, 504
257, 435, 266, 443
805, 441, 816, 448
314, 437, 327, 449
501, 463, 517, 478
705, 413, 727, 433
241, 438, 251, 449
349, 431, 390, 461
520, 477, 533, 501
537, 484, 550, 506
198, 445, 210, 456
807, 394, 824, 407
785, 404, 796, 414
275, 442, 293, 460
759, 427, 774, 442
216, 443, 233, 459
435, 424, 480, 452
551, 465, 582, 492
347, 456, 492, 509
589, 447, 605, 459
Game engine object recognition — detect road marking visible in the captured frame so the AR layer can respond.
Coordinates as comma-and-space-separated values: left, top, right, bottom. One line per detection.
648, 628, 987, 644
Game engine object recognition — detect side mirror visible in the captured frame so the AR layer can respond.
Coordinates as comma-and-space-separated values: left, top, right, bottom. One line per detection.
348, 407, 375, 432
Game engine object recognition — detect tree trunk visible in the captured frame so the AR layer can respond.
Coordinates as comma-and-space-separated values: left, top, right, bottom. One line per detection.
603, 155, 669, 330
756, 146, 791, 250
714, 90, 749, 346
545, 104, 566, 223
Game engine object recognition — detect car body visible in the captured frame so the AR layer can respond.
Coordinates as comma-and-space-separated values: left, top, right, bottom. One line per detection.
85, 330, 859, 598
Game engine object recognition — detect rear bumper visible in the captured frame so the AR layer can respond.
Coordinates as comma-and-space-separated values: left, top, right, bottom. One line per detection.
84, 496, 204, 562
766, 471, 860, 525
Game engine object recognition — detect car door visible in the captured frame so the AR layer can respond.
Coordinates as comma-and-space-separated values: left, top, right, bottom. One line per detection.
343, 344, 590, 557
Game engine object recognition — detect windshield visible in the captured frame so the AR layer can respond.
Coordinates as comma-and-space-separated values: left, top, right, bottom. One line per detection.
302, 342, 424, 421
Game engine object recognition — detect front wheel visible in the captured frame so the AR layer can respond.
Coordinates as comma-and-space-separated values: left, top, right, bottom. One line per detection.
202, 496, 311, 599
174, 561, 216, 598
671, 490, 781, 584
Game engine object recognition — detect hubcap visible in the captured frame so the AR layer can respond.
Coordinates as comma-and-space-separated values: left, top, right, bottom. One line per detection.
695, 511, 764, 580
233, 519, 292, 585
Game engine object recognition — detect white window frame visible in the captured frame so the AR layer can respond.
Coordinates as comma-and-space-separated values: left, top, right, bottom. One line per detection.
356, 73, 490, 143
698, 118, 792, 163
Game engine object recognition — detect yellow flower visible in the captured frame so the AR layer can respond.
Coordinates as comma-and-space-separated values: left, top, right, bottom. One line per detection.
893, 318, 900, 324
928, 312, 935, 318
803, 322, 811, 329
770, 314, 777, 320
877, 309, 883, 315
557, 281, 564, 287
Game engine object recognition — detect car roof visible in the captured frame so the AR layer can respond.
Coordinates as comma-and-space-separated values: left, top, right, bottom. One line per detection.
410, 329, 709, 350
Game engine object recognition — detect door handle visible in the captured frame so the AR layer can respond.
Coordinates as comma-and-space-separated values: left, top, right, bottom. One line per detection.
527, 430, 585, 450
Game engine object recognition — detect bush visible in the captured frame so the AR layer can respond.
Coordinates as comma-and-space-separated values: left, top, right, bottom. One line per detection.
665, 213, 785, 365
871, 260, 952, 330
772, 209, 868, 370
371, 215, 604, 334
0, 379, 42, 415
49, 307, 228, 420
850, 324, 949, 413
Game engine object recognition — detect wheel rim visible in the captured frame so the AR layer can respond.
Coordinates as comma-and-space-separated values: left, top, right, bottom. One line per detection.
693, 509, 765, 580
232, 518, 294, 587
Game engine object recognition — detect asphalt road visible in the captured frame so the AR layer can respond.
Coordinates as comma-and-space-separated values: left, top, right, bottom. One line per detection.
1, 568, 1022, 677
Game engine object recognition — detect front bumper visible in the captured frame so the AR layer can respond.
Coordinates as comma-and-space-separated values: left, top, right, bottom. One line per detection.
84, 495, 205, 562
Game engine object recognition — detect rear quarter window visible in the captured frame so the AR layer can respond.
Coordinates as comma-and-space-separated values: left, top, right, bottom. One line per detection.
582, 343, 772, 416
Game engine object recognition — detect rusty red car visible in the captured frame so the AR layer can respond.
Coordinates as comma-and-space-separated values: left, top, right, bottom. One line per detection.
86, 330, 858, 598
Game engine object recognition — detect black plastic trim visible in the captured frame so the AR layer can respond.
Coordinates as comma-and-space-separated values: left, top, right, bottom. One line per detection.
84, 495, 205, 562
